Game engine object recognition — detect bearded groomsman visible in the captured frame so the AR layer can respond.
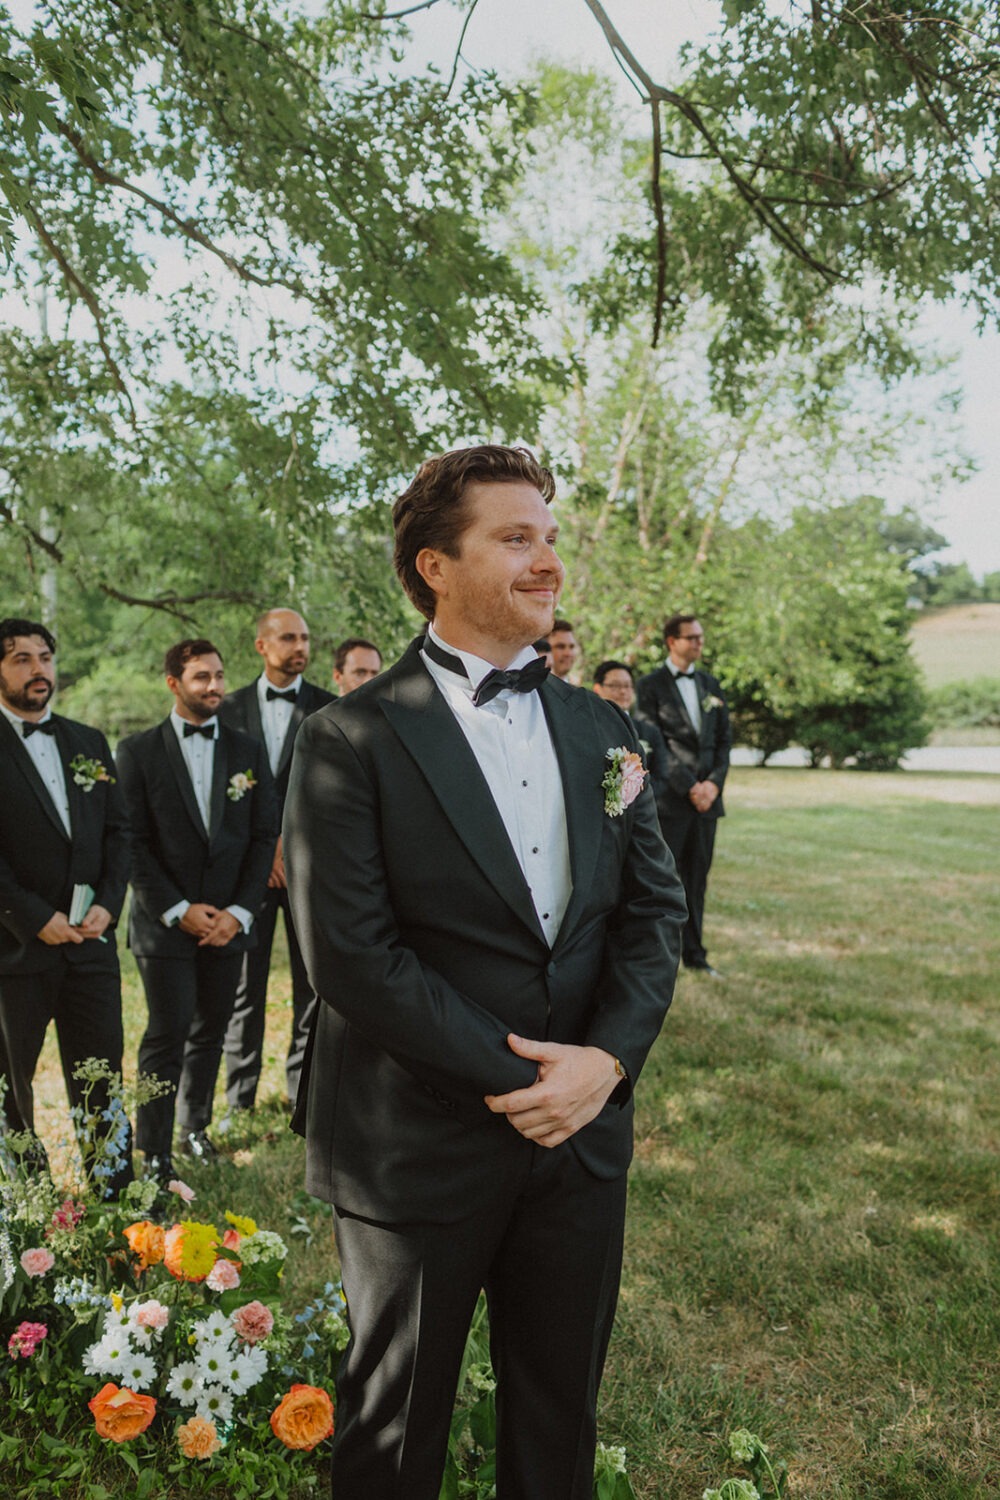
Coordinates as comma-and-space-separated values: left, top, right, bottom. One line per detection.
218, 609, 334, 1113
637, 613, 731, 977
0, 617, 132, 1194
117, 639, 277, 1181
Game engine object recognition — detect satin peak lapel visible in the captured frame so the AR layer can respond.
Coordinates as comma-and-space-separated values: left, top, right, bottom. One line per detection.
208, 731, 229, 845
0, 714, 69, 840
379, 657, 545, 944
540, 678, 604, 946
160, 720, 210, 842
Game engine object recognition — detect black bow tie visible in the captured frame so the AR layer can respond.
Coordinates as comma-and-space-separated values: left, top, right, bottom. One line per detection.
183, 721, 217, 740
22, 720, 56, 738
266, 686, 298, 703
675, 670, 696, 679
423, 636, 550, 708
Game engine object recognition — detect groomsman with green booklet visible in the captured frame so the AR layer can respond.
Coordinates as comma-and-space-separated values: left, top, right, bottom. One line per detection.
0, 617, 132, 1193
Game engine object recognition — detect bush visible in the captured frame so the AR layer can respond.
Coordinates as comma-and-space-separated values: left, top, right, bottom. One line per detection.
927, 677, 1000, 730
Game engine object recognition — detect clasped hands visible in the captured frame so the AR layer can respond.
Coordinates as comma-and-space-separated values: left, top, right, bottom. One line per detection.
484, 1034, 620, 1148
688, 779, 719, 814
37, 906, 113, 945
179, 903, 241, 947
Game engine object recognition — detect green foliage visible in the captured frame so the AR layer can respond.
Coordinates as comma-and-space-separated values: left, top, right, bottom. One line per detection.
927, 675, 1000, 729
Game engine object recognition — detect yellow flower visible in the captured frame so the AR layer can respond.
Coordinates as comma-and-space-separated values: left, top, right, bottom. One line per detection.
224, 1211, 258, 1238
164, 1221, 219, 1282
110, 1292, 123, 1313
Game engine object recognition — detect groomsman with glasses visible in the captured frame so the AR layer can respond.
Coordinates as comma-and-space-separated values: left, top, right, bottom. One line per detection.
218, 609, 333, 1114
117, 638, 277, 1182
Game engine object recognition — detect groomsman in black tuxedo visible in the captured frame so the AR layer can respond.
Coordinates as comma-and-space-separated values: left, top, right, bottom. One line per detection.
637, 613, 731, 976
591, 659, 670, 803
218, 609, 333, 1112
285, 445, 686, 1499
0, 617, 132, 1193
117, 639, 277, 1181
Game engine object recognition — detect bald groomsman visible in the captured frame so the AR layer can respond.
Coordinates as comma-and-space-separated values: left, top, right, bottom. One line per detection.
219, 609, 334, 1112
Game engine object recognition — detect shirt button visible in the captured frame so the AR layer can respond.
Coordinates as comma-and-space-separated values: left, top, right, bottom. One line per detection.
522, 780, 528, 787
532, 846, 539, 854
542, 912, 550, 920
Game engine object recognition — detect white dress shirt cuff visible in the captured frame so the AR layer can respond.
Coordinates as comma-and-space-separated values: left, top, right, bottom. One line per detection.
161, 900, 190, 928
226, 905, 253, 935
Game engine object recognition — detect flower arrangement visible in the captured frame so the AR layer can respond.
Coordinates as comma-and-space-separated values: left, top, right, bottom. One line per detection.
227, 770, 258, 801
1, 1070, 343, 1498
69, 753, 115, 790
602, 746, 648, 817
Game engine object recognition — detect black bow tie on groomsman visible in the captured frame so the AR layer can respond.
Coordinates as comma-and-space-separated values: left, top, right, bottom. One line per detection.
183, 721, 217, 740
21, 719, 56, 737
266, 686, 298, 703
423, 636, 550, 708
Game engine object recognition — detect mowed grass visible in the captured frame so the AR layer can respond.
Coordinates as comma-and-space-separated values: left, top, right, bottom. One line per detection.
910, 602, 1000, 688
30, 767, 1000, 1498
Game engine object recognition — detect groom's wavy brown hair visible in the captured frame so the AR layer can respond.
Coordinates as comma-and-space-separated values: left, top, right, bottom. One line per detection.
392, 444, 556, 621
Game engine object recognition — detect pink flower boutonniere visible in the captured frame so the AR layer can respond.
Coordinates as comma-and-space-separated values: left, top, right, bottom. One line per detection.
603, 747, 647, 817
227, 770, 257, 802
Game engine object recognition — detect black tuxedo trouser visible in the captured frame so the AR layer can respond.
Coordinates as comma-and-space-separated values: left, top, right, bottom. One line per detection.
222, 886, 315, 1109
0, 954, 133, 1196
657, 806, 717, 967
133, 950, 242, 1154
330, 1144, 627, 1500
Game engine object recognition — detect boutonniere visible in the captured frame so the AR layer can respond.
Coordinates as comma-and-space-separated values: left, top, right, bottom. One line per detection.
227, 770, 257, 801
603, 746, 647, 817
69, 754, 114, 792
701, 694, 724, 713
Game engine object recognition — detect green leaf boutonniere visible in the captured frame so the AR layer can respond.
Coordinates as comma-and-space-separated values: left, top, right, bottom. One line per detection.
701, 694, 724, 714
69, 754, 114, 792
227, 770, 257, 801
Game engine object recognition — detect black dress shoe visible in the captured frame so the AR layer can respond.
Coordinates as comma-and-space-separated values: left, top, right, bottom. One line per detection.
144, 1153, 175, 1184
178, 1130, 219, 1162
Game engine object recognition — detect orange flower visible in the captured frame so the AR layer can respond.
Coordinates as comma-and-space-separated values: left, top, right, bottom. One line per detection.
269, 1384, 334, 1451
89, 1383, 156, 1443
123, 1220, 165, 1271
177, 1414, 222, 1459
163, 1221, 218, 1282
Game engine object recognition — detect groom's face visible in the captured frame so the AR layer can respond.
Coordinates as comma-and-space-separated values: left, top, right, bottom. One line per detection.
428, 481, 564, 654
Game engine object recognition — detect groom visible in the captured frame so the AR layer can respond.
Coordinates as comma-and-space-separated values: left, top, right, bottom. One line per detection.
284, 445, 686, 1499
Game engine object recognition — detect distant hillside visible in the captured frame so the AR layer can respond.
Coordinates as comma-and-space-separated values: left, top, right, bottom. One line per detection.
910, 602, 1000, 688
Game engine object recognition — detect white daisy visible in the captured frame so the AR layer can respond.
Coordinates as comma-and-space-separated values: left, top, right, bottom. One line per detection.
195, 1346, 229, 1383
166, 1360, 202, 1404
120, 1350, 157, 1391
196, 1386, 234, 1424
192, 1311, 234, 1347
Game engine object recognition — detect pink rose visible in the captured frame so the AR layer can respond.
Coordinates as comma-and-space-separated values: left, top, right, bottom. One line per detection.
231, 1300, 274, 1344
133, 1300, 170, 1331
20, 1247, 55, 1277
206, 1258, 241, 1292
168, 1179, 196, 1203
619, 752, 646, 809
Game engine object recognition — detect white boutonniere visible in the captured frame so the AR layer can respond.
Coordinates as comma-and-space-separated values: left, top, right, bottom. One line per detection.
701, 694, 724, 713
227, 770, 257, 801
603, 746, 647, 817
69, 754, 114, 792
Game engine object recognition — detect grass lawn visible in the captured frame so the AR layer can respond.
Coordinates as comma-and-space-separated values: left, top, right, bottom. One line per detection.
910, 602, 1000, 689
28, 766, 1000, 1498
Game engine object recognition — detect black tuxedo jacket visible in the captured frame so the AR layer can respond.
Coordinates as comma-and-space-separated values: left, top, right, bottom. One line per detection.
284, 638, 686, 1223
0, 714, 129, 975
116, 720, 278, 959
636, 665, 731, 820
219, 678, 335, 815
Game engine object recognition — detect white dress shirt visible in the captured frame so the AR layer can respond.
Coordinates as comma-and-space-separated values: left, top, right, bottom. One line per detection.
161, 710, 252, 934
256, 673, 302, 775
668, 662, 702, 734
422, 625, 571, 948
1, 702, 71, 835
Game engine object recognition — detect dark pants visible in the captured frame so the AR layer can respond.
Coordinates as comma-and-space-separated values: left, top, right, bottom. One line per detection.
0, 953, 133, 1195
133, 949, 242, 1154
658, 806, 717, 967
330, 1145, 627, 1500
223, 885, 316, 1109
